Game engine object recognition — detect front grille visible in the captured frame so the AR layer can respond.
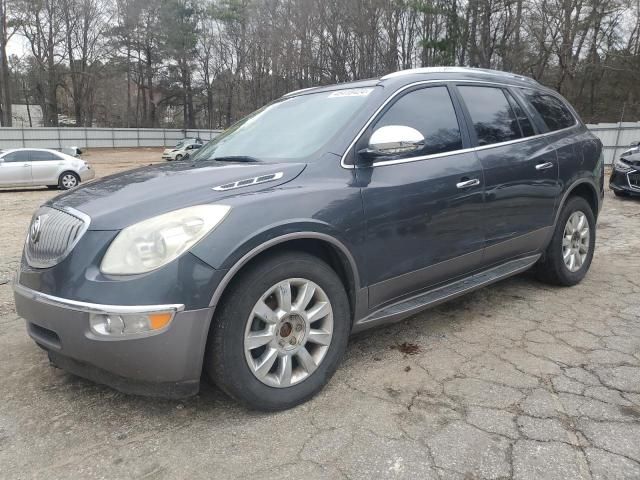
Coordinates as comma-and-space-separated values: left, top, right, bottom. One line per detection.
25, 206, 89, 268
629, 173, 640, 189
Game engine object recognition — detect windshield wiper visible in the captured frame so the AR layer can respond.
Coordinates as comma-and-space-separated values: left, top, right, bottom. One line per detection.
210, 155, 261, 163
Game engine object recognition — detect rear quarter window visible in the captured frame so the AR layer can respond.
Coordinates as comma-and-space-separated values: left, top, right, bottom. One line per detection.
522, 91, 576, 132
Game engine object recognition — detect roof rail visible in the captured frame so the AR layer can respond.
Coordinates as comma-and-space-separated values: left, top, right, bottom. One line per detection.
380, 67, 540, 85
282, 87, 317, 97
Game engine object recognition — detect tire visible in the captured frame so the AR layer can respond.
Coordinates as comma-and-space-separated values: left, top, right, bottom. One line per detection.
613, 190, 628, 197
536, 196, 596, 286
58, 171, 79, 190
206, 251, 350, 411
175, 154, 183, 161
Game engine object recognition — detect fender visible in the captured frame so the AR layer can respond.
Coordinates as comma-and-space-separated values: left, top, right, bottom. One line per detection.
553, 177, 600, 227
543, 176, 600, 248
207, 230, 362, 308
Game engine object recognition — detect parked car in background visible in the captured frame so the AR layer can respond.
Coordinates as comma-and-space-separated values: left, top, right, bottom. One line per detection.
162, 138, 203, 161
60, 146, 83, 158
14, 67, 603, 411
0, 148, 94, 190
610, 151, 640, 197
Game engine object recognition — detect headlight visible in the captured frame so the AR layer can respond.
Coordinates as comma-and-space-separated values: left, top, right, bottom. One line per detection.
101, 205, 230, 275
614, 157, 633, 172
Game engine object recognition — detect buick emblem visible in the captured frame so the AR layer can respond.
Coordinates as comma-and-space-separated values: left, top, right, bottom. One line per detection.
30, 216, 42, 244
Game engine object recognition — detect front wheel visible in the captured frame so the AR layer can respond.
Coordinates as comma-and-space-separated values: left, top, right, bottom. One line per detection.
174, 154, 183, 161
206, 251, 350, 411
536, 196, 596, 286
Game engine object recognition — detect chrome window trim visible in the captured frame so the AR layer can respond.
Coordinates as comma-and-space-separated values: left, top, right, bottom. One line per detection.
13, 281, 185, 315
340, 79, 579, 170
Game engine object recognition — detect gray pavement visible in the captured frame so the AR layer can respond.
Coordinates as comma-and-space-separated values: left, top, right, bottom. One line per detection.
0, 181, 639, 479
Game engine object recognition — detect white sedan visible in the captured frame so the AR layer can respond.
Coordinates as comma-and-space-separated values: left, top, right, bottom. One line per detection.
0, 148, 95, 190
161, 141, 203, 161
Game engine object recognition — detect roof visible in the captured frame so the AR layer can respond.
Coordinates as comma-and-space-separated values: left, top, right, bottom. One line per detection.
380, 67, 540, 86
282, 67, 542, 98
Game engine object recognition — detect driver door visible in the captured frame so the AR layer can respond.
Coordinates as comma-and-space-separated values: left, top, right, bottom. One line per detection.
355, 85, 486, 308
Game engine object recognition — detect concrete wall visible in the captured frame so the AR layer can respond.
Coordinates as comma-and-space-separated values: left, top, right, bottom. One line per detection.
585, 122, 640, 164
0, 128, 222, 149
1, 123, 639, 164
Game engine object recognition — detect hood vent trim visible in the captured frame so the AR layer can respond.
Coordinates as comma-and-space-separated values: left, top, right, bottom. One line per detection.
212, 171, 284, 191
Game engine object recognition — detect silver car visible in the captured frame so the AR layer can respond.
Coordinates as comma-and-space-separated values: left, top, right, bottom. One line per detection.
0, 148, 95, 190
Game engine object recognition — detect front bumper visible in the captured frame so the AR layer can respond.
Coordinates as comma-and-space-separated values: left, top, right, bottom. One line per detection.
610, 168, 640, 196
14, 282, 213, 398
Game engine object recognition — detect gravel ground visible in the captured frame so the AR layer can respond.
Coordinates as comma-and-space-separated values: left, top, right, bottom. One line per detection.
0, 155, 639, 479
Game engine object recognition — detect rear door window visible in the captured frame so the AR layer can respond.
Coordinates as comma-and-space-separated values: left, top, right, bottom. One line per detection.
505, 90, 535, 137
29, 150, 61, 161
373, 86, 463, 156
458, 86, 521, 146
521, 92, 575, 131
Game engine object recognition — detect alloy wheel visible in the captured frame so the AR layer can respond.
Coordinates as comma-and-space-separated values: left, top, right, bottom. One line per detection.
61, 174, 78, 189
562, 210, 590, 272
244, 278, 334, 388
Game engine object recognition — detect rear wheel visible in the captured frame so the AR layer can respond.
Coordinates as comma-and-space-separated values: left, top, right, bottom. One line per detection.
175, 154, 183, 161
536, 196, 595, 286
58, 172, 79, 190
206, 251, 350, 411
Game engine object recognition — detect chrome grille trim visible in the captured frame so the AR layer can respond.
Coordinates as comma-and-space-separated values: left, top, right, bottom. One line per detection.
24, 206, 90, 269
212, 171, 284, 191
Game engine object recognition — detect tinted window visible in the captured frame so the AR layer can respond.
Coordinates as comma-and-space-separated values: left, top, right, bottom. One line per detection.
2, 151, 29, 162
29, 150, 61, 161
459, 86, 521, 146
505, 90, 535, 137
373, 86, 462, 155
522, 92, 575, 131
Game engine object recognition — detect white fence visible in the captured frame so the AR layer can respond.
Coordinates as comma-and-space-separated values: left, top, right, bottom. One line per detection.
585, 122, 640, 164
0, 128, 222, 149
1, 123, 638, 164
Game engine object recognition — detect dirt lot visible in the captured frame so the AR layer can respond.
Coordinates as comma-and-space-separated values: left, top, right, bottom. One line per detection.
1, 152, 639, 479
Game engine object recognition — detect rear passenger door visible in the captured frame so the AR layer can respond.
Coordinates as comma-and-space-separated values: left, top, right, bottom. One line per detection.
30, 150, 65, 186
357, 85, 486, 308
455, 85, 560, 264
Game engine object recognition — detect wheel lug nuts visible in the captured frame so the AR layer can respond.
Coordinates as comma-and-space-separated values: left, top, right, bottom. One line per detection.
289, 338, 296, 345
295, 325, 303, 332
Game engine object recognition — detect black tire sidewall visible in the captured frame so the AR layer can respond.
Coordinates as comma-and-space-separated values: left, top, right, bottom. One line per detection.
548, 196, 596, 285
208, 252, 351, 411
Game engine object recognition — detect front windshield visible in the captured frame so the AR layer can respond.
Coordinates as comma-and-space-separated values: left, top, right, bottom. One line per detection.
192, 87, 376, 162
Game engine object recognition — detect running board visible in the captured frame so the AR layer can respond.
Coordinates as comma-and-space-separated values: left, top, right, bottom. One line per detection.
353, 254, 540, 332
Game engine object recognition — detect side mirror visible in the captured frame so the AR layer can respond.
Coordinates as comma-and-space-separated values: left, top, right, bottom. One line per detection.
359, 125, 425, 160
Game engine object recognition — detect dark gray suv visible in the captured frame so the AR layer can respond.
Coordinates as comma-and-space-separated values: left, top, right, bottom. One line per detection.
14, 67, 604, 410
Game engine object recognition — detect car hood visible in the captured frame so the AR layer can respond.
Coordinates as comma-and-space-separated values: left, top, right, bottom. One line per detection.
49, 160, 306, 230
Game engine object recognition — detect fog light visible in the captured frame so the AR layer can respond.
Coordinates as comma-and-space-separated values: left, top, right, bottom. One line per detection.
90, 311, 174, 337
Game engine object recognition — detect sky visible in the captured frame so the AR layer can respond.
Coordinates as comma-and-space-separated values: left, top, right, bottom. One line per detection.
6, 34, 27, 57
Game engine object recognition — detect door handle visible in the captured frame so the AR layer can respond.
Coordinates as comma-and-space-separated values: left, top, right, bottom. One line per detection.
535, 162, 554, 170
456, 178, 480, 189
22, 163, 30, 167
